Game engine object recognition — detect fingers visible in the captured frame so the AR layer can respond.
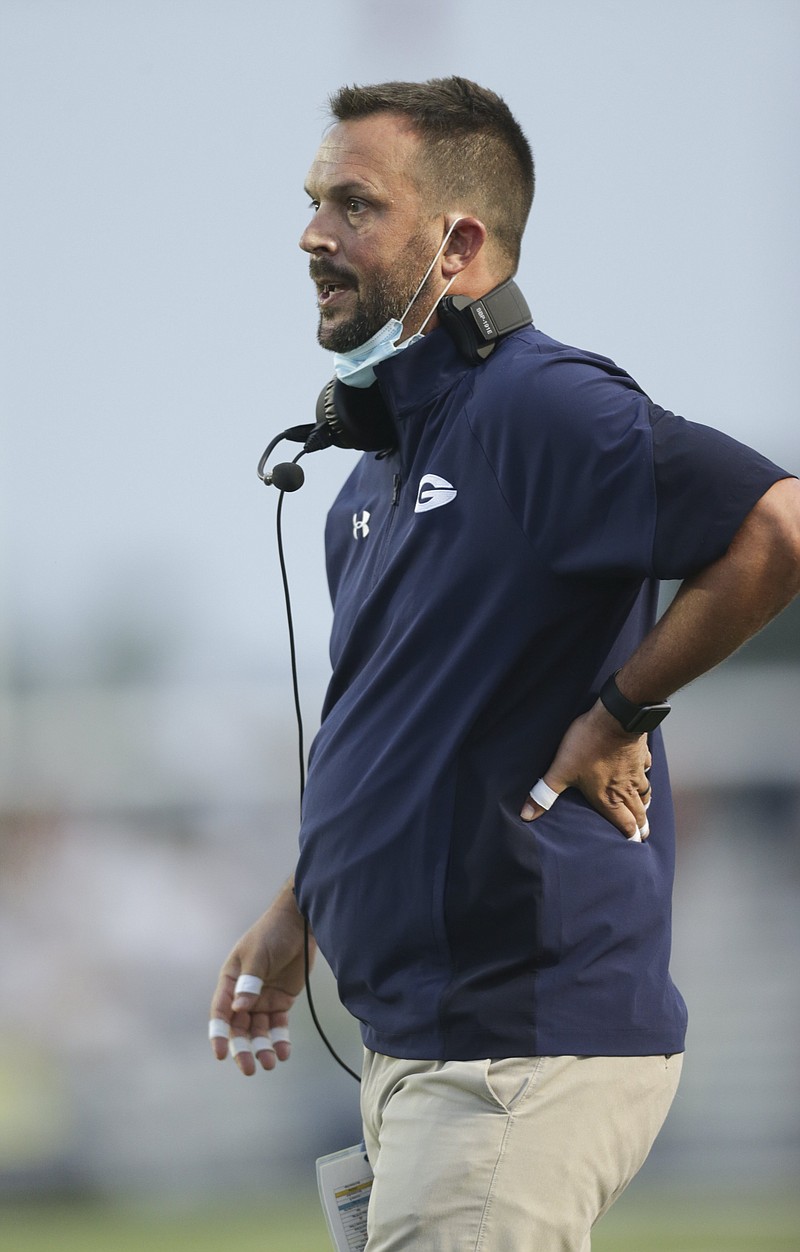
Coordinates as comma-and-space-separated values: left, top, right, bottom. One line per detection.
268, 1022, 292, 1063
208, 1010, 292, 1076
606, 785, 650, 841
208, 1017, 230, 1062
628, 817, 647, 843
520, 776, 563, 821
631, 766, 653, 840
231, 972, 264, 1012
228, 974, 268, 1074
208, 970, 236, 1061
634, 779, 653, 838
521, 772, 654, 840
209, 970, 292, 1075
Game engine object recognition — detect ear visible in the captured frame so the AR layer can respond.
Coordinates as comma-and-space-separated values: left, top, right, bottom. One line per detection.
441, 216, 487, 277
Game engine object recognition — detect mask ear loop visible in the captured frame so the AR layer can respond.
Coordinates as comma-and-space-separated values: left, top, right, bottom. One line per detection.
399, 217, 463, 329
416, 273, 456, 334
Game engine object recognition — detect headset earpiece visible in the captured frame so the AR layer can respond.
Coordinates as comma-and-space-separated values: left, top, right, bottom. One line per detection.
438, 278, 532, 365
315, 378, 397, 453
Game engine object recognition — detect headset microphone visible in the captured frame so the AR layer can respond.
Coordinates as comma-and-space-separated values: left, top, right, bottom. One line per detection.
265, 462, 305, 491
257, 419, 335, 491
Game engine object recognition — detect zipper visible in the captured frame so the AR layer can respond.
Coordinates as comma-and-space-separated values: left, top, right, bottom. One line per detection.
371, 471, 402, 589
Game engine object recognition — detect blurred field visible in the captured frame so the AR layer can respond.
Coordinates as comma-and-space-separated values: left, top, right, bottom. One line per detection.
2, 1189, 798, 1251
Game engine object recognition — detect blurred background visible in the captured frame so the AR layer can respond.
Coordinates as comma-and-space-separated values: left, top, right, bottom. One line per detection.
2, 1, 798, 1248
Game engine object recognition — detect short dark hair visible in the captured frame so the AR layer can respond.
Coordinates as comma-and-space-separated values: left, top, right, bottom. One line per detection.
328, 76, 534, 273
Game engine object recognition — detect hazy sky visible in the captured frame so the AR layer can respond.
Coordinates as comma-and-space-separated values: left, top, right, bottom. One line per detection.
3, 0, 798, 682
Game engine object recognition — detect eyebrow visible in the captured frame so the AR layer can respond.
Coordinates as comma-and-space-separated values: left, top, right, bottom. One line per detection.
304, 179, 380, 202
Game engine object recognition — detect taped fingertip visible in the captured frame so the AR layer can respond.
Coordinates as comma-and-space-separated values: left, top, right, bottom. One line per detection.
270, 1026, 291, 1046
234, 973, 264, 998
230, 1036, 253, 1057
629, 829, 643, 842
208, 1018, 230, 1040
529, 779, 559, 811
251, 1035, 274, 1054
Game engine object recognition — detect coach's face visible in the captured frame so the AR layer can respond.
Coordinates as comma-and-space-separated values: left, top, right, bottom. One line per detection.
300, 113, 445, 352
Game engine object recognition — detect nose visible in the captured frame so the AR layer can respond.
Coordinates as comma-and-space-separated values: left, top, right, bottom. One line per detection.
299, 211, 338, 256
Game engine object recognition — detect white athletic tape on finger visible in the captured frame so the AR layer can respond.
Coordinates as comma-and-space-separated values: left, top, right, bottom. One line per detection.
270, 1027, 291, 1046
230, 1036, 254, 1057
208, 1018, 230, 1040
639, 819, 650, 839
234, 974, 264, 998
529, 779, 559, 811
629, 830, 642, 842
251, 1035, 274, 1054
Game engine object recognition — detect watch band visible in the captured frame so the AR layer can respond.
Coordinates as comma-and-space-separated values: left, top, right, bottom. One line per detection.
599, 671, 671, 734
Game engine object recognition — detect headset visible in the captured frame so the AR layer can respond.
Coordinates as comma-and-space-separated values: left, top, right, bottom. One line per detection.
257, 278, 532, 481
257, 280, 531, 1082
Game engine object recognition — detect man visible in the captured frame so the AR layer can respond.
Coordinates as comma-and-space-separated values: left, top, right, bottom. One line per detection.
209, 78, 800, 1250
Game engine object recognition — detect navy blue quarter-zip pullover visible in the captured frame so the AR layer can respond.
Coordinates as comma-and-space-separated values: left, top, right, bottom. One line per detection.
295, 324, 786, 1061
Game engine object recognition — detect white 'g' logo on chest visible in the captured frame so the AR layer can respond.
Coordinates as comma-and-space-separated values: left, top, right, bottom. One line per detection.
414, 474, 457, 513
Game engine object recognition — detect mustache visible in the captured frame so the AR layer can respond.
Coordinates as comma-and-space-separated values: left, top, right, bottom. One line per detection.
309, 259, 357, 287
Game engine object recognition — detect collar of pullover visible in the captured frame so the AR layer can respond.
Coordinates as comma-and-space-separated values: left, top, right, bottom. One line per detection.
373, 325, 474, 419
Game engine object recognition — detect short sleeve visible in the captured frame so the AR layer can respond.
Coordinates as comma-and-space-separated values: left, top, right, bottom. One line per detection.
649, 405, 791, 578
482, 355, 659, 577
468, 338, 792, 582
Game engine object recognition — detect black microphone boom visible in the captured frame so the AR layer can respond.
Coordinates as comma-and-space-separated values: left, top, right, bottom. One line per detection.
257, 418, 336, 492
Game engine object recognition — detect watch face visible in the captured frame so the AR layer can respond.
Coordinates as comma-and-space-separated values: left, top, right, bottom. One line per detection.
626, 704, 671, 734
599, 673, 671, 734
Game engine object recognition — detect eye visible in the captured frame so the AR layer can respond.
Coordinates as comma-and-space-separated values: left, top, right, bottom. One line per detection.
307, 198, 320, 213
346, 197, 368, 216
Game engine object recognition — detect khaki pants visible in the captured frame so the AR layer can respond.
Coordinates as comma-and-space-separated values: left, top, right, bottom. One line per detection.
361, 1051, 683, 1251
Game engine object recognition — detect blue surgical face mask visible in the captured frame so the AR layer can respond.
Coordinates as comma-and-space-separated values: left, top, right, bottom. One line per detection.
333, 218, 462, 389
332, 318, 410, 389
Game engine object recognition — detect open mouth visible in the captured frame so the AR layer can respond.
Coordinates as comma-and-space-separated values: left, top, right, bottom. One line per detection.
318, 280, 352, 308
311, 263, 356, 310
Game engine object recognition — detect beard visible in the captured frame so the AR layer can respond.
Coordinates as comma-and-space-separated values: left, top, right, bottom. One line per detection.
313, 238, 439, 354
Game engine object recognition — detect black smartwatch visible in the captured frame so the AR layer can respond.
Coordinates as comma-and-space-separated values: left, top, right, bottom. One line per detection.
599, 671, 671, 734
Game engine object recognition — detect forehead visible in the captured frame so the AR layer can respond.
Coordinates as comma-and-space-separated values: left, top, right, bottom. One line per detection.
304, 114, 423, 201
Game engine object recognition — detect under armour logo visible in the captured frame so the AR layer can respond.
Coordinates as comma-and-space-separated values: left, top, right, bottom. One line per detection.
353, 510, 371, 539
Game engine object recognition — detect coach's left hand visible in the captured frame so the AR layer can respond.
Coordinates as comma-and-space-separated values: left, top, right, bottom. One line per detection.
521, 700, 652, 840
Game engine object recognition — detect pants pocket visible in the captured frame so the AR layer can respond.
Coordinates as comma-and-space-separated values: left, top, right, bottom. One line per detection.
483, 1055, 545, 1113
